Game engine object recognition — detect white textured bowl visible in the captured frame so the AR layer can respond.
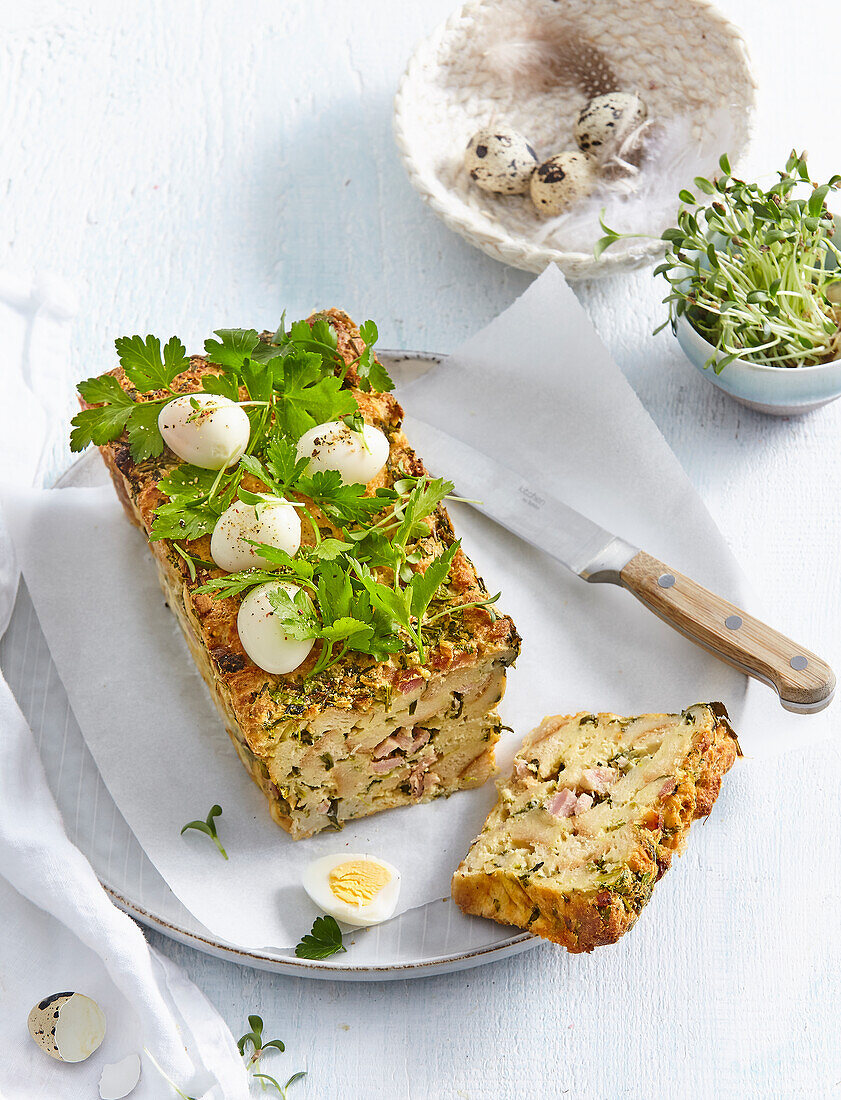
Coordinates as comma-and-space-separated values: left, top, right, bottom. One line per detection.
394, 0, 756, 279
676, 314, 841, 416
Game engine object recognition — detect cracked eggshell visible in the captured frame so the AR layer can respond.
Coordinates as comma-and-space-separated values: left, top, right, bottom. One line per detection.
99, 1053, 142, 1099
574, 92, 648, 159
530, 151, 598, 217
464, 128, 538, 195
28, 991, 106, 1062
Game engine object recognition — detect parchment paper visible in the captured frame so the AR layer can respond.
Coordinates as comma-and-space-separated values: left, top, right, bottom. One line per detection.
1, 267, 824, 950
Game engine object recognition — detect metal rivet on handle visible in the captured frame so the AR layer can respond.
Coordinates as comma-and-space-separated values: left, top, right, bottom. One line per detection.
790, 655, 808, 671
657, 574, 675, 589
725, 615, 742, 630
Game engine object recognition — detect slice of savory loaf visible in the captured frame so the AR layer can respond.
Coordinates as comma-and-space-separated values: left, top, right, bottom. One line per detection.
451, 703, 738, 951
85, 310, 519, 839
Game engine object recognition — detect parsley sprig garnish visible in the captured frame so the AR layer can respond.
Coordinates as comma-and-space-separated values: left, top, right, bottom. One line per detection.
73, 310, 502, 676
70, 316, 386, 463
195, 473, 500, 670
71, 335, 190, 461
294, 914, 347, 959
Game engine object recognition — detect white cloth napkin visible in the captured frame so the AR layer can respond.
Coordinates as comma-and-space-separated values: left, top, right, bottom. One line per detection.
0, 275, 249, 1099
3, 266, 829, 958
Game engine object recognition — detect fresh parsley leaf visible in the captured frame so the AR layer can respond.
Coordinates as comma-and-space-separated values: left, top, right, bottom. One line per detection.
157, 464, 220, 499
125, 400, 166, 461
308, 537, 353, 561
202, 371, 241, 401
265, 584, 320, 641
392, 477, 453, 548
294, 914, 346, 959
115, 334, 189, 392
241, 357, 273, 403
150, 464, 242, 542
77, 373, 134, 407
69, 402, 133, 451
238, 452, 280, 493
272, 349, 356, 438
193, 568, 283, 600
354, 319, 394, 393
204, 329, 261, 371
264, 434, 310, 492
150, 498, 220, 542
180, 804, 227, 859
408, 540, 460, 621
296, 470, 394, 527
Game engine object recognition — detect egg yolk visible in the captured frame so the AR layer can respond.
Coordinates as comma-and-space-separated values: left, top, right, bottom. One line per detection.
328, 860, 391, 906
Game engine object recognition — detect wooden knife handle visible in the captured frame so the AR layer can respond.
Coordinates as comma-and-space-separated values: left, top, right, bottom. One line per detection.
620, 550, 835, 712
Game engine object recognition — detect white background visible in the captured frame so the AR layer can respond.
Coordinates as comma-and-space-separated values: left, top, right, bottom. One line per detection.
3, 1, 841, 1097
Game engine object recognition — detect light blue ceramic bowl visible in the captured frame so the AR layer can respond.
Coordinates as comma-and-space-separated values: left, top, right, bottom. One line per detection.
675, 314, 841, 416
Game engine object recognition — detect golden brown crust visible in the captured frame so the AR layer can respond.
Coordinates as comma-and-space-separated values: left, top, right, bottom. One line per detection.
84, 311, 520, 837
451, 703, 738, 952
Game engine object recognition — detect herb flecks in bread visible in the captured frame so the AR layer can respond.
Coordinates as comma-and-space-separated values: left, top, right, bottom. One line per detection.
452, 703, 738, 952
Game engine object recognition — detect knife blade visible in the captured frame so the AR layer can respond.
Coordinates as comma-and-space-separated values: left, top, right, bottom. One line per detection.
404, 415, 835, 714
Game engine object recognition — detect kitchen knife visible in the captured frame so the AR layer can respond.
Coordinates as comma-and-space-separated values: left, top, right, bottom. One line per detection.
404, 416, 835, 714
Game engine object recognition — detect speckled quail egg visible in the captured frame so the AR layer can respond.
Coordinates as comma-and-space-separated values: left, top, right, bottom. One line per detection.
529, 151, 598, 217
158, 393, 250, 470
99, 1054, 142, 1099
303, 853, 401, 927
210, 496, 301, 571
574, 92, 648, 159
28, 991, 106, 1062
464, 128, 539, 195
237, 580, 315, 674
296, 418, 389, 485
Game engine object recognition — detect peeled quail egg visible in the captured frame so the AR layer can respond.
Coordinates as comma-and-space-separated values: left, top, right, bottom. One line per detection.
28, 991, 106, 1063
574, 92, 648, 159
99, 1054, 142, 1099
210, 497, 301, 572
530, 151, 598, 217
296, 419, 389, 485
303, 853, 401, 927
237, 580, 314, 674
464, 128, 538, 195
158, 393, 250, 470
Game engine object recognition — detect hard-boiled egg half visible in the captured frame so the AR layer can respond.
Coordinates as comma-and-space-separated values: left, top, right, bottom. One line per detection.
237, 580, 314, 674
210, 497, 301, 572
158, 393, 250, 470
296, 419, 389, 485
303, 853, 401, 927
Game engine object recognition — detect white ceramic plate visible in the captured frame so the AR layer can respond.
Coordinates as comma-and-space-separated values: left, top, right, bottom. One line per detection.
0, 351, 538, 981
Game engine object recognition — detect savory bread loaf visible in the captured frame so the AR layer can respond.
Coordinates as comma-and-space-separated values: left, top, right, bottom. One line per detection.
451, 703, 738, 951
86, 310, 519, 838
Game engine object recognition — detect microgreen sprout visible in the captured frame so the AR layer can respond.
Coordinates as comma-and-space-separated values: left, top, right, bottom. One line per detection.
180, 804, 228, 859
237, 1014, 285, 1067
596, 151, 841, 371
236, 1017, 306, 1096
254, 1071, 308, 1098
342, 411, 371, 452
